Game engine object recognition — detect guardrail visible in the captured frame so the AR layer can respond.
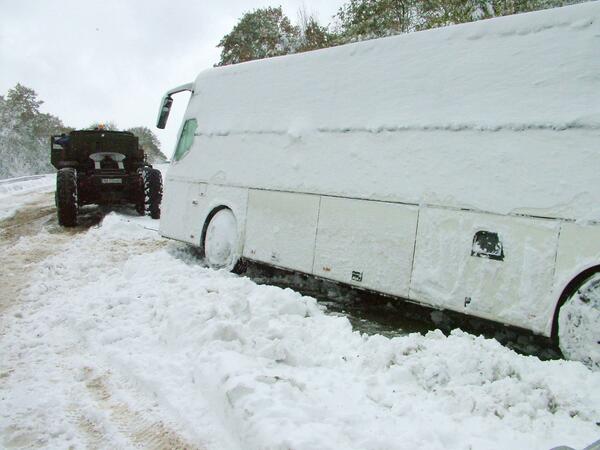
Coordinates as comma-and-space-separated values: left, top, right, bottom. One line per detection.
0, 175, 46, 185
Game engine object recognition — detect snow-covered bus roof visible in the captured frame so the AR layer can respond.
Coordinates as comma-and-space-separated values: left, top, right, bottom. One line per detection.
193, 2, 598, 135
177, 2, 600, 221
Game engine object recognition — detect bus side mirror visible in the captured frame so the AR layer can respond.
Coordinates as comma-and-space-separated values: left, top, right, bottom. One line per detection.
157, 95, 173, 129
156, 82, 194, 130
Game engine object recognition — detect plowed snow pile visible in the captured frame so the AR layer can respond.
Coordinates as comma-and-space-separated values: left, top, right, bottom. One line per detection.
1, 213, 599, 450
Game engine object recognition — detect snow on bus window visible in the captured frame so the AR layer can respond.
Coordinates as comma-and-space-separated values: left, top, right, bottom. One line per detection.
173, 118, 197, 162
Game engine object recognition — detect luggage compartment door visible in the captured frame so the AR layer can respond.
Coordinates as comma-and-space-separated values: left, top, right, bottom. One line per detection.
410, 207, 559, 333
159, 178, 195, 242
243, 190, 320, 273
313, 197, 419, 298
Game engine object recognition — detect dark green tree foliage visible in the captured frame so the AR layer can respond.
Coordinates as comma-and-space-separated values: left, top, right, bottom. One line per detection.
217, 7, 299, 66
416, 0, 576, 30
333, 0, 582, 40
487, 0, 548, 15
335, 0, 415, 41
416, 0, 491, 29
7, 84, 43, 122
296, 9, 335, 52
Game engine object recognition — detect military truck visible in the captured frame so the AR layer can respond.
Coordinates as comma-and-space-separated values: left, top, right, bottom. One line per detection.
51, 128, 162, 227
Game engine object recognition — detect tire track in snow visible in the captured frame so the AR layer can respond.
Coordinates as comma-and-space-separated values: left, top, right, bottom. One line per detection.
0, 192, 56, 244
0, 193, 66, 315
0, 193, 112, 314
0, 193, 99, 315
1, 195, 194, 449
78, 367, 203, 450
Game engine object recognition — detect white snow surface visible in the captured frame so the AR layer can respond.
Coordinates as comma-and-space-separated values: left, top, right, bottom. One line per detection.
1, 190, 600, 449
0, 174, 54, 220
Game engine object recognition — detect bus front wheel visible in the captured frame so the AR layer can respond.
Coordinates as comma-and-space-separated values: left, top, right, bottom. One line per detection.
203, 208, 240, 271
557, 272, 600, 369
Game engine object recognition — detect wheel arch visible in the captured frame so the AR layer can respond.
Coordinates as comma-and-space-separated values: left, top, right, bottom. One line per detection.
199, 205, 234, 258
551, 264, 600, 344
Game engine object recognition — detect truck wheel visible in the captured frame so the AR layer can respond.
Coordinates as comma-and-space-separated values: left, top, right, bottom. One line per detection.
141, 168, 162, 219
56, 168, 78, 227
136, 168, 148, 215
558, 272, 600, 369
203, 208, 240, 270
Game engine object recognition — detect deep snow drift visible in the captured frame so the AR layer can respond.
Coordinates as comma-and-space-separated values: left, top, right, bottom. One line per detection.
1, 193, 599, 449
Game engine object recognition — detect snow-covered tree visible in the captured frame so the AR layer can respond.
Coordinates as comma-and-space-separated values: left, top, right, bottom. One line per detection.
332, 0, 585, 38
486, 0, 579, 16
334, 0, 416, 42
417, 0, 583, 29
416, 0, 492, 29
126, 126, 167, 164
216, 7, 299, 66
296, 7, 334, 52
0, 84, 68, 179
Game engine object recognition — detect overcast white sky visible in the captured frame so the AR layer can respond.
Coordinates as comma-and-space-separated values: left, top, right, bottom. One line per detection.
0, 0, 344, 158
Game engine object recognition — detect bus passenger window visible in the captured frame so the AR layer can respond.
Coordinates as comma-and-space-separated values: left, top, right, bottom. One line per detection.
173, 118, 197, 161
471, 231, 504, 261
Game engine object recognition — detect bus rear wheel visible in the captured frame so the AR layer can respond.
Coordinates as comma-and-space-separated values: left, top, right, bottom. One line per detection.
203, 208, 240, 271
558, 272, 600, 369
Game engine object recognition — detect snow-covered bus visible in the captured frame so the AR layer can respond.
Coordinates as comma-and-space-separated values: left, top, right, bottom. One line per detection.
156, 2, 600, 366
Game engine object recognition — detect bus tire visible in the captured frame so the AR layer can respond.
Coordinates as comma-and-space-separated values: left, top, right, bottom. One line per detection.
56, 168, 78, 227
203, 208, 240, 271
557, 272, 600, 369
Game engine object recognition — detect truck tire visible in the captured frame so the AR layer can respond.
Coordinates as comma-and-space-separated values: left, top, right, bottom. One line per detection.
56, 168, 78, 227
136, 168, 147, 215
143, 168, 162, 219
135, 202, 145, 216
135, 172, 145, 216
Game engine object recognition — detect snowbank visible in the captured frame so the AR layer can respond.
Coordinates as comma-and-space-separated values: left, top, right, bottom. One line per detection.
0, 174, 54, 220
1, 213, 599, 449
0, 174, 54, 198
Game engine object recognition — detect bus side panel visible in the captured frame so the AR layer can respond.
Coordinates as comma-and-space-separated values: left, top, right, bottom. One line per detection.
159, 178, 195, 243
410, 207, 559, 334
243, 190, 320, 273
313, 197, 418, 298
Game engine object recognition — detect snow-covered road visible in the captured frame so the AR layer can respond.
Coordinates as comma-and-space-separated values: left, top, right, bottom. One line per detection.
0, 178, 599, 450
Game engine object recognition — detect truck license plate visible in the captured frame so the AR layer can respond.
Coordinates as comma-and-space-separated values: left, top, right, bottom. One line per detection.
101, 178, 122, 184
